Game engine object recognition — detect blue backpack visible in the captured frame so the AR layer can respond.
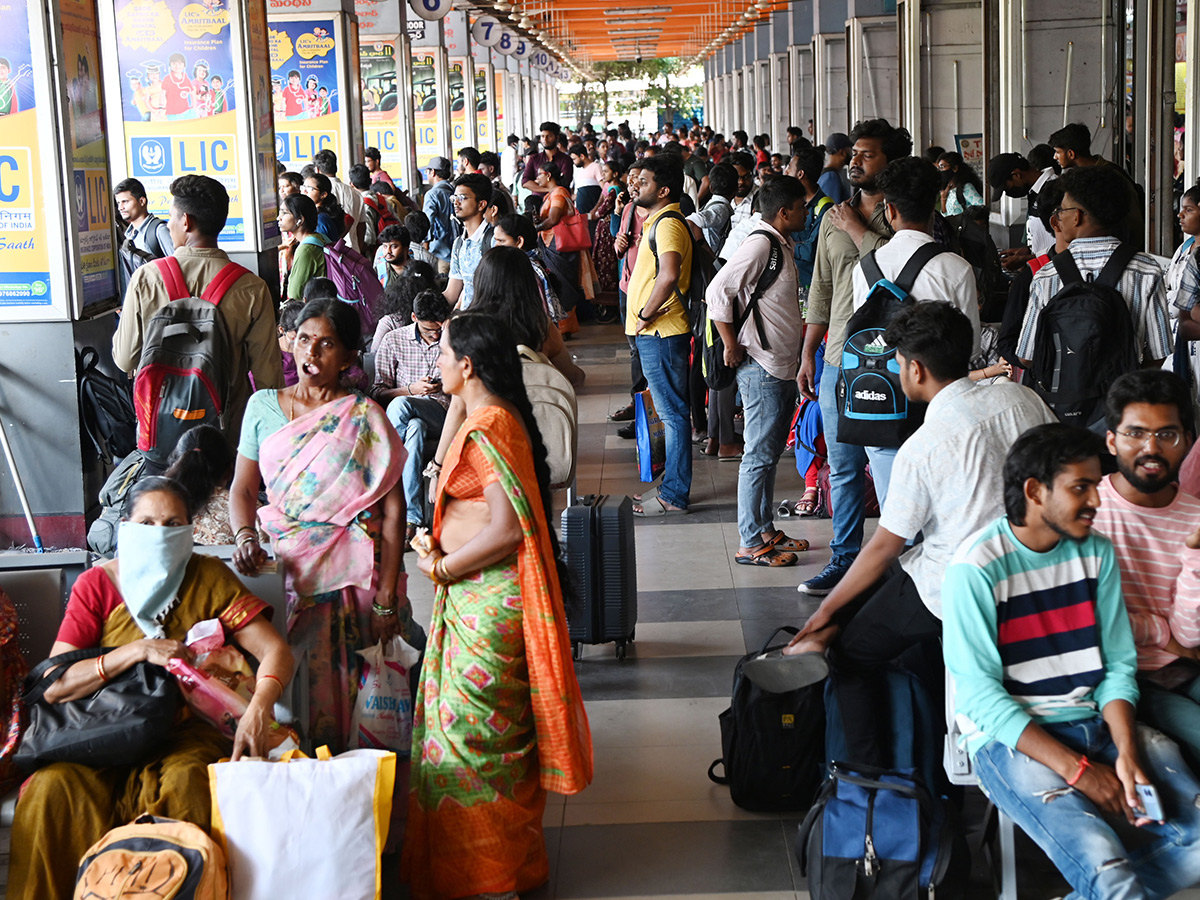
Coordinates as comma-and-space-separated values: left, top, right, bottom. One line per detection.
836, 243, 947, 448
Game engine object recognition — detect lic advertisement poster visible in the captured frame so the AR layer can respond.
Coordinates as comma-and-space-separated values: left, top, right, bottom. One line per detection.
361, 40, 402, 180
412, 52, 439, 170
0, 0, 51, 306
448, 58, 469, 154
113, 0, 246, 245
63, 0, 118, 307
474, 63, 489, 151
270, 19, 342, 173
245, 0, 278, 241
494, 69, 504, 138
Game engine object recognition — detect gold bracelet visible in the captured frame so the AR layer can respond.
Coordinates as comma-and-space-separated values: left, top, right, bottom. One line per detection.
96, 653, 109, 683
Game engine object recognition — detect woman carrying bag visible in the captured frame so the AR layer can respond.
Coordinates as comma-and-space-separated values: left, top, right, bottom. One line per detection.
533, 161, 594, 331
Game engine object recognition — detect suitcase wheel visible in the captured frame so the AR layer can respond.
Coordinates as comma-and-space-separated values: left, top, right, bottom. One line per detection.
615, 641, 627, 661
572, 641, 583, 661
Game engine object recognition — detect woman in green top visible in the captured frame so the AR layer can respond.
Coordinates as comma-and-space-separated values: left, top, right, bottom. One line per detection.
279, 193, 327, 302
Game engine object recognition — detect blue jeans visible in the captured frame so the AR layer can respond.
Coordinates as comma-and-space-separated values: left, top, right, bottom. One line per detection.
1138, 669, 1200, 771
817, 364, 899, 568
736, 358, 797, 548
636, 333, 692, 509
385, 396, 448, 524
974, 718, 1200, 900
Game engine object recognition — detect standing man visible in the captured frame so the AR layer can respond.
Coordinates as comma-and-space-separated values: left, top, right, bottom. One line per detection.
112, 175, 282, 446
987, 151, 1057, 266
312, 149, 366, 252
478, 150, 515, 214
626, 155, 693, 517
716, 151, 762, 263
708, 176, 810, 566
444, 173, 493, 309
787, 148, 833, 311
521, 122, 573, 196
799, 118, 910, 597
422, 156, 456, 275
365, 146, 395, 188
569, 143, 602, 214
818, 133, 854, 204
114, 177, 174, 296
1049, 122, 1144, 250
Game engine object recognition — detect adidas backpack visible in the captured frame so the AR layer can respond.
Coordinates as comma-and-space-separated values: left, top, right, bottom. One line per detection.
836, 243, 948, 448
74, 814, 229, 899
1029, 244, 1140, 428
134, 258, 245, 466
518, 345, 578, 489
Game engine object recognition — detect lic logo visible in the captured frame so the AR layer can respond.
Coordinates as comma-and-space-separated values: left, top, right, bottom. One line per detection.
275, 134, 289, 163
131, 138, 171, 177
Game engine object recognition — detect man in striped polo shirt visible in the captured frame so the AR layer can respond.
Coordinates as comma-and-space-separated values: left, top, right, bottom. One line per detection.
1094, 370, 1200, 770
945, 423, 1200, 900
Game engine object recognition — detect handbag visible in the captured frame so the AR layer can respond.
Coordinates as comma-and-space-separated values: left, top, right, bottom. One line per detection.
633, 389, 665, 483
553, 210, 592, 252
15, 647, 181, 772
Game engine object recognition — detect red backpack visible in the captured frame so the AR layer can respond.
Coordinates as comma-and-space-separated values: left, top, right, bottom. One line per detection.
363, 193, 400, 232
134, 257, 247, 465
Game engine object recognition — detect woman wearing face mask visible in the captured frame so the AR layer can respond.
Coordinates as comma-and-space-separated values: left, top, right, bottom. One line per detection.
229, 296, 418, 753
936, 151, 985, 216
402, 312, 592, 900
7, 477, 293, 900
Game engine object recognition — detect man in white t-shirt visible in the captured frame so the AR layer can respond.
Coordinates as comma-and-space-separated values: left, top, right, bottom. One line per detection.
314, 148, 367, 253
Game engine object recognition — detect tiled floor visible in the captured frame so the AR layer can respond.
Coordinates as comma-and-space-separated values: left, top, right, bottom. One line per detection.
406, 324, 1200, 900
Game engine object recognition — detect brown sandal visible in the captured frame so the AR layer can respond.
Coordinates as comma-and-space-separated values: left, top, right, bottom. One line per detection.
735, 544, 798, 567
764, 530, 810, 553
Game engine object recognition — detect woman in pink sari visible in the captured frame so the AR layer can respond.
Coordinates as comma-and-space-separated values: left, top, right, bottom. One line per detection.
230, 296, 419, 753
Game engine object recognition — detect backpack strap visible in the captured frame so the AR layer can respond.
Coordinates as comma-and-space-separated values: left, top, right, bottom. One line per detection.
200, 262, 250, 306
153, 257, 189, 302
648, 210, 692, 304
1095, 242, 1138, 290
734, 230, 786, 350
860, 249, 886, 288
893, 242, 950, 294
1052, 248, 1084, 287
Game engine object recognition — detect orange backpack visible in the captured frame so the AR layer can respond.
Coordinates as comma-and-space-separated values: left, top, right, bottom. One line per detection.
74, 815, 229, 900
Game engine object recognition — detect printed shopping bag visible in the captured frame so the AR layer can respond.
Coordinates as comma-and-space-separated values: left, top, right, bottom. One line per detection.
350, 636, 420, 756
634, 388, 666, 483
210, 747, 396, 900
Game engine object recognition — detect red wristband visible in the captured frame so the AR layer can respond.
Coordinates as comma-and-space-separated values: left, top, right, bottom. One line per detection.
1066, 755, 1091, 786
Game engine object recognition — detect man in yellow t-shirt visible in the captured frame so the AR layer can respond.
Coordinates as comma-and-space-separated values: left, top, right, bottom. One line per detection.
625, 155, 694, 516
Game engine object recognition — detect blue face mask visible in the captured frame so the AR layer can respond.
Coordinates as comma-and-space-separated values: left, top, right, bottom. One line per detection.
116, 522, 194, 639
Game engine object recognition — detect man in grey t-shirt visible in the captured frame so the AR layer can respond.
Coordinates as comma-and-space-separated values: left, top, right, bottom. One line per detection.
114, 177, 173, 296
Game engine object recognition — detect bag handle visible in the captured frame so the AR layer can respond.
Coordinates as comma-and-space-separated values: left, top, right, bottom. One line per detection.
756, 625, 799, 656
21, 647, 110, 704
707, 758, 728, 785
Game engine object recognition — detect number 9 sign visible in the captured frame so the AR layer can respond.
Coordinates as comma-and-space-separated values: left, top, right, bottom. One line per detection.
513, 37, 531, 60
494, 28, 517, 55
471, 15, 502, 47
409, 0, 451, 22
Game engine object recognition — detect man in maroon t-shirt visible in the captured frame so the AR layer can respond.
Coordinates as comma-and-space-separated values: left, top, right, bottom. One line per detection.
521, 121, 573, 195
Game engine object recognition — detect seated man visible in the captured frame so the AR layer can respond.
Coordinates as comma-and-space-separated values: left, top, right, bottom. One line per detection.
786, 302, 1054, 768
944, 423, 1200, 900
373, 223, 411, 291
370, 289, 451, 545
1094, 369, 1200, 769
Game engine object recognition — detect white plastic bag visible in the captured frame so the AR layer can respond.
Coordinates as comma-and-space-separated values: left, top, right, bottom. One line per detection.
350, 635, 420, 756
210, 748, 395, 900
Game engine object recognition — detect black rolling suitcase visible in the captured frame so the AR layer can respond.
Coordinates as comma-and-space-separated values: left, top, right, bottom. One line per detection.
560, 494, 638, 660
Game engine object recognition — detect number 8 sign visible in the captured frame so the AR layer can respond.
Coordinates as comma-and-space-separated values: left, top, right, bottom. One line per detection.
471, 15, 502, 47
409, 0, 451, 22
494, 28, 517, 55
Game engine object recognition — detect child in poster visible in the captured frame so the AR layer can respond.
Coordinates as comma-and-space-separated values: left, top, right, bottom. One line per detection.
163, 51, 195, 120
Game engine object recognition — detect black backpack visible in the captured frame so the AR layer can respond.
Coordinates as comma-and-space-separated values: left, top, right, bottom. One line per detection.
707, 626, 826, 812
698, 230, 786, 391
647, 210, 717, 333
77, 347, 138, 465
836, 243, 948, 448
947, 211, 1009, 321
1029, 244, 1139, 428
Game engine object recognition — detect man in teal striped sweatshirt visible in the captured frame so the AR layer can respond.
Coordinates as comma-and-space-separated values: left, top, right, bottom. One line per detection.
944, 423, 1200, 900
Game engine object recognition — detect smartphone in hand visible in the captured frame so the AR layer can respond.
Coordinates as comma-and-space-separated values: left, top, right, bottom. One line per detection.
1136, 783, 1165, 821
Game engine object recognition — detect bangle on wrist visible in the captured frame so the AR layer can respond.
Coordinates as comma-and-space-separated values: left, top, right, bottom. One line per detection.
234, 526, 255, 541
257, 673, 284, 693
371, 601, 397, 617
1066, 755, 1091, 786
96, 653, 109, 684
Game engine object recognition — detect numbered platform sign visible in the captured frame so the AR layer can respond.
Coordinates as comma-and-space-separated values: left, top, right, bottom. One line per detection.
409, 0, 451, 22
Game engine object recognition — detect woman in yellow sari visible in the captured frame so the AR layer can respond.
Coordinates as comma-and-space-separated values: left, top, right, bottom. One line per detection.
9, 476, 293, 900
402, 311, 592, 899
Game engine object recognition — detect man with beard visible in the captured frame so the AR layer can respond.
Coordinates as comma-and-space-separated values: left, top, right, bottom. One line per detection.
798, 118, 910, 597
987, 151, 1057, 268
521, 121, 573, 196
944, 422, 1200, 900
785, 303, 1054, 767
1093, 370, 1200, 770
715, 151, 761, 264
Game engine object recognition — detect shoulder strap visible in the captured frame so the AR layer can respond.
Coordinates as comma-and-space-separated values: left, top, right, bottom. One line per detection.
734, 231, 785, 350
1095, 242, 1138, 290
860, 249, 885, 287
200, 262, 250, 305
955, 184, 968, 211
648, 211, 692, 302
301, 235, 325, 247
22, 647, 108, 704
894, 242, 949, 294
153, 256, 189, 301
814, 196, 833, 216
1053, 248, 1084, 287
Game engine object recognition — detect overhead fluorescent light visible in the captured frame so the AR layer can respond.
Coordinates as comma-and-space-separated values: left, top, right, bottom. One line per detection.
607, 17, 665, 24
606, 5, 669, 14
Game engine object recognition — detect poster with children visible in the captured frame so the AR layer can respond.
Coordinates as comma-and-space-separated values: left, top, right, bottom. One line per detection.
269, 19, 343, 171
112, 0, 247, 245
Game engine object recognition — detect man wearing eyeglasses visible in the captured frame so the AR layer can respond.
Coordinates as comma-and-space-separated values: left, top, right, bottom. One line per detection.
444, 172, 493, 309
1093, 369, 1200, 771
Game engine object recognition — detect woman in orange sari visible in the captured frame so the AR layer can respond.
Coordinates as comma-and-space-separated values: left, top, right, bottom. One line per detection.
402, 311, 592, 899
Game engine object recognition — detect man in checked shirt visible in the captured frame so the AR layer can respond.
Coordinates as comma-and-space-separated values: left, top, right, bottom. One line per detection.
371, 290, 452, 546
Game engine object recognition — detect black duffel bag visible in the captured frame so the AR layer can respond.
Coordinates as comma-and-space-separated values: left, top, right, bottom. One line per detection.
707, 626, 827, 812
15, 647, 181, 772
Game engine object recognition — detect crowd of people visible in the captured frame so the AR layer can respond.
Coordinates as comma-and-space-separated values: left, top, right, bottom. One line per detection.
16, 112, 1200, 900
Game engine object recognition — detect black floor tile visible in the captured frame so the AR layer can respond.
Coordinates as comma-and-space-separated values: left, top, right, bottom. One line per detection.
574, 654, 740, 700
553, 820, 797, 896
637, 588, 741, 623
735, 585, 810, 621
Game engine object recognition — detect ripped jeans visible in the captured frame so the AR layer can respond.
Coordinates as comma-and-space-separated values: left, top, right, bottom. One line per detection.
974, 717, 1200, 900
